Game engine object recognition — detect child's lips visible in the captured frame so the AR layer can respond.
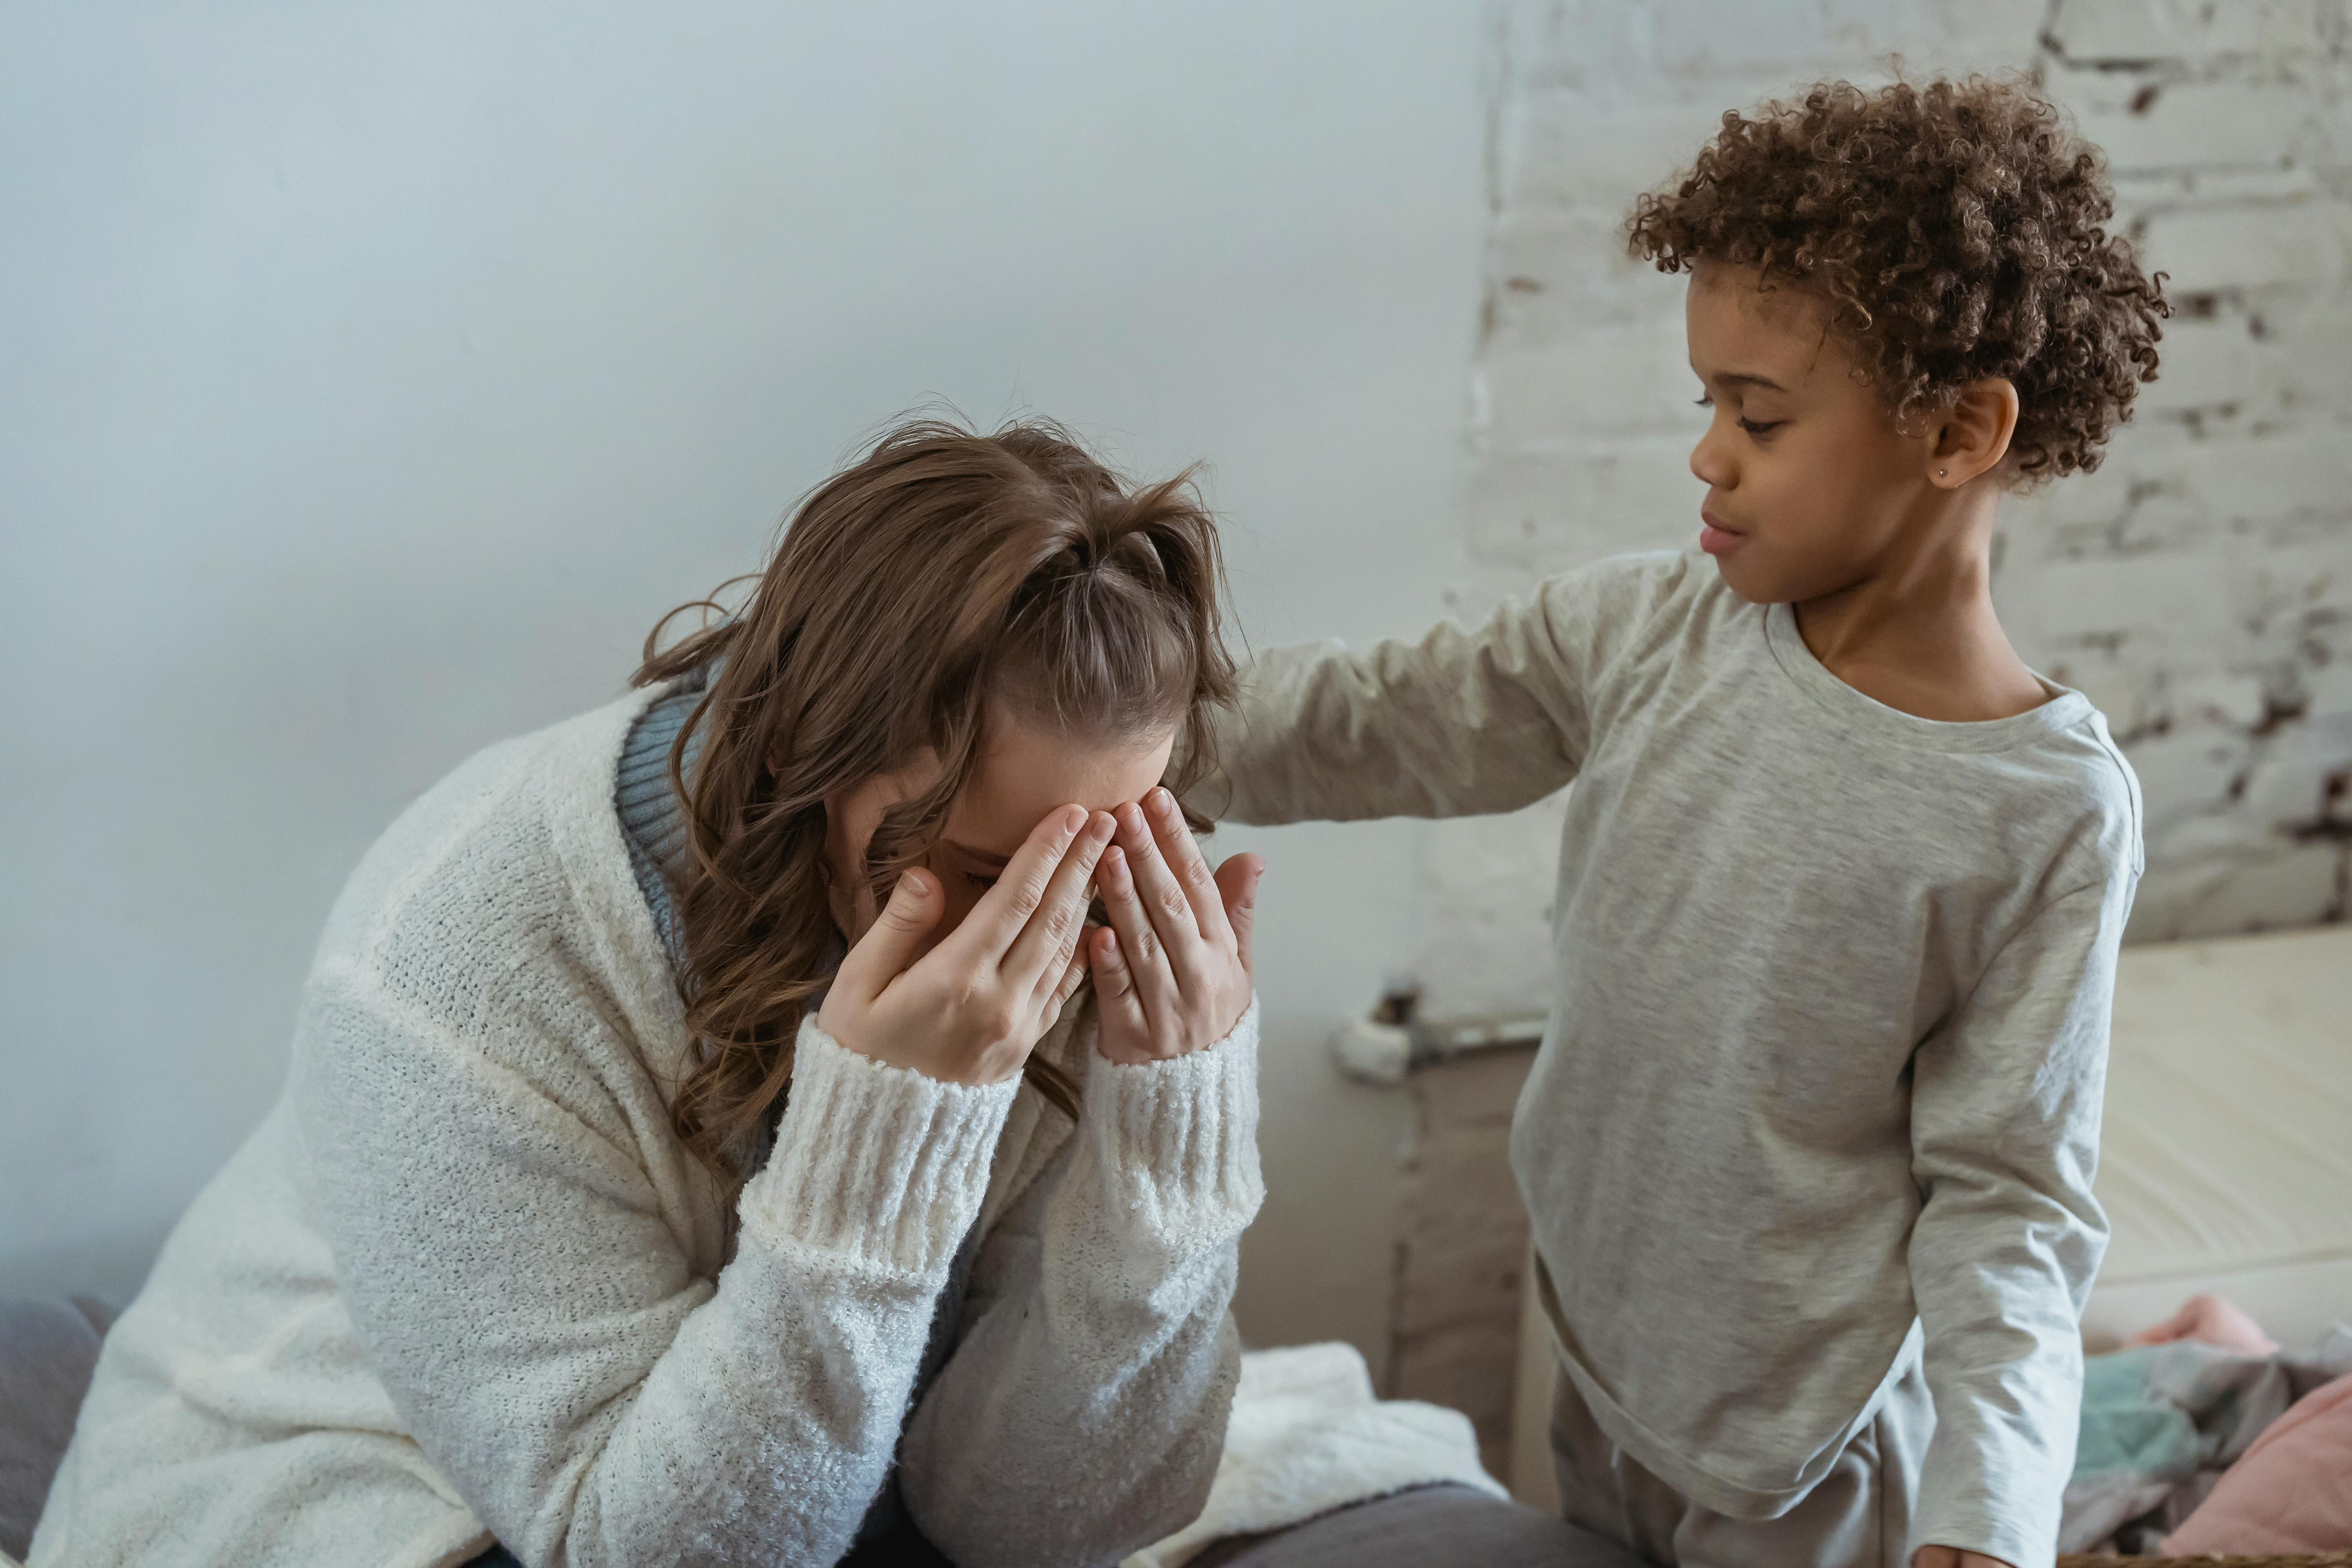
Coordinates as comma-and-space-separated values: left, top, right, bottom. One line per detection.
1699, 512, 1745, 555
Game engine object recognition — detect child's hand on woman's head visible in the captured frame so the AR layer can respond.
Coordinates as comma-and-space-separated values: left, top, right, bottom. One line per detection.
817, 804, 1116, 1085
1089, 787, 1261, 1064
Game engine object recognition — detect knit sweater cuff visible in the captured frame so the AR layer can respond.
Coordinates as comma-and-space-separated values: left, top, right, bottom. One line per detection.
1083, 998, 1265, 1245
739, 1016, 1019, 1278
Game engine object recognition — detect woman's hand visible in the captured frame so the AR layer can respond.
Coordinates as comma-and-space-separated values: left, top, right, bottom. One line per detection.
1088, 787, 1261, 1064
818, 804, 1116, 1085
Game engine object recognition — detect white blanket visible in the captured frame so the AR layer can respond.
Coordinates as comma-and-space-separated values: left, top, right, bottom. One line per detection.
1125, 1343, 1508, 1568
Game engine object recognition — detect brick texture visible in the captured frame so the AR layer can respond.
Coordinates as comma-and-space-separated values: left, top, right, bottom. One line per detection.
1388, 1045, 1539, 1473
1417, 0, 2352, 1014
1378, 3, 2352, 1458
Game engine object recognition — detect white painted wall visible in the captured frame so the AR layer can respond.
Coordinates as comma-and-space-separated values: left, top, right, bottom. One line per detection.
23, 0, 2342, 1393
0, 2, 1480, 1366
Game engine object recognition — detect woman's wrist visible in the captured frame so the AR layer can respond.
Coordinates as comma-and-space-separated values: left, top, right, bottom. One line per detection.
740, 1016, 1020, 1277
1091, 990, 1250, 1066
1081, 998, 1263, 1244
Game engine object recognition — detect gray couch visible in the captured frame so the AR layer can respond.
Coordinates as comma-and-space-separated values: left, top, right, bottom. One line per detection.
0, 1295, 113, 1561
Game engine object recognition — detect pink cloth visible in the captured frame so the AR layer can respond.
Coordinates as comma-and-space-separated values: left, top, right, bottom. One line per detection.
2123, 1293, 2279, 1356
2165, 1373, 2352, 1553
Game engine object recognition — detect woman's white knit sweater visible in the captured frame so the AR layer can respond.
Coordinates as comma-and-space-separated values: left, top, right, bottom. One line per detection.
31, 690, 1264, 1568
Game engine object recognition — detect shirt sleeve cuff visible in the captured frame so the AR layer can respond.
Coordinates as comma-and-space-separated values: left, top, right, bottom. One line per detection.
1081, 998, 1265, 1247
1911, 1445, 2063, 1568
739, 1014, 1019, 1277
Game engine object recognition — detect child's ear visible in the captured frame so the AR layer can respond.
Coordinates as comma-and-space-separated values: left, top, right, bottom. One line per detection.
1929, 379, 2020, 488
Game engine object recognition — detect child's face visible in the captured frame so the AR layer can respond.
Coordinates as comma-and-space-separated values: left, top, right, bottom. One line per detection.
1683, 262, 1938, 605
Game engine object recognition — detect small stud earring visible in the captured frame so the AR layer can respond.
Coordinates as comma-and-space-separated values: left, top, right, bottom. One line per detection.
1936, 468, 1948, 477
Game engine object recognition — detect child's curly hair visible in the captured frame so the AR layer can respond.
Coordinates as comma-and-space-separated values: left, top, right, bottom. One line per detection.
1626, 75, 2169, 482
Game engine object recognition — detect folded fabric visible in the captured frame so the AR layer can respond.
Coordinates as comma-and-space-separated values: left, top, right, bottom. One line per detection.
1123, 1343, 1506, 1568
2165, 1372, 2352, 1553
2060, 1320, 2352, 1553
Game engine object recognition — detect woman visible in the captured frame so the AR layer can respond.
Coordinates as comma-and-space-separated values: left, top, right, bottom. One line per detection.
34, 419, 1266, 1568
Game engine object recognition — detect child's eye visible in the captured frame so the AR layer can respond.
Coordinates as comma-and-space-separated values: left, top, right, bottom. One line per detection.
964, 872, 999, 891
1697, 394, 1778, 434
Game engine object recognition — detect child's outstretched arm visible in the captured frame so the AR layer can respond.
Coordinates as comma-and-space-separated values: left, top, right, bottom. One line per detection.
1904, 867, 2135, 1568
1189, 553, 1687, 827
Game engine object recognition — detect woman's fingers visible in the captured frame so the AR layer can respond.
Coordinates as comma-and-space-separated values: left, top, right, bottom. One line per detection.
1142, 788, 1230, 948
952, 804, 1089, 960
1214, 853, 1263, 976
1038, 943, 1092, 1035
1114, 800, 1216, 995
1096, 842, 1180, 1025
1004, 809, 1116, 997
1086, 925, 1149, 1041
1055, 946, 1090, 1009
830, 868, 945, 1004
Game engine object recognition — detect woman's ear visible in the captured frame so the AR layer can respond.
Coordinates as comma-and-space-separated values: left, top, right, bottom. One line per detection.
1930, 379, 2020, 488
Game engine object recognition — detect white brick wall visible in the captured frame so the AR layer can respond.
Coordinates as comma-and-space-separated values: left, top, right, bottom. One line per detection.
1417, 0, 2352, 1010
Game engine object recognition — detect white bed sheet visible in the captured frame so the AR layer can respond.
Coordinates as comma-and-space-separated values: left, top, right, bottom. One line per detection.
2084, 923, 2352, 1352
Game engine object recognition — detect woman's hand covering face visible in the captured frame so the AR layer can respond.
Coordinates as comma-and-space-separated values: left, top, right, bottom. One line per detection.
818, 804, 1117, 1084
1087, 788, 1261, 1064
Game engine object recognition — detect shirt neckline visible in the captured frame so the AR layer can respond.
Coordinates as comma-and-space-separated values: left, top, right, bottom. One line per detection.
1761, 599, 2094, 754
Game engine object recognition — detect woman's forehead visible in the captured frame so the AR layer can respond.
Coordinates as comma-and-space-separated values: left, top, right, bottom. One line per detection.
947, 721, 1177, 853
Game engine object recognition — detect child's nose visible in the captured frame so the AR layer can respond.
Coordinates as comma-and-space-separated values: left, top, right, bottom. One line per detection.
1689, 422, 1736, 491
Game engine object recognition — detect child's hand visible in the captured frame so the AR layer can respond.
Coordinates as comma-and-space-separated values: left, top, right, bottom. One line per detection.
1088, 788, 1260, 1064
817, 804, 1114, 1084
1913, 1549, 2014, 1568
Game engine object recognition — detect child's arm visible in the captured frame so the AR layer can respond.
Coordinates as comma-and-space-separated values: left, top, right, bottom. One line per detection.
1904, 869, 2135, 1568
1191, 552, 1687, 826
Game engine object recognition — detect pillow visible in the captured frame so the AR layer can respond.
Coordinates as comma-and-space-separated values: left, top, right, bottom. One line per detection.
0, 1295, 115, 1561
2123, 1292, 2280, 1356
2164, 1372, 2352, 1553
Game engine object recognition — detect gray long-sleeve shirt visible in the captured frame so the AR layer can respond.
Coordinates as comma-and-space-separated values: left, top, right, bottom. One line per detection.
1194, 551, 2141, 1568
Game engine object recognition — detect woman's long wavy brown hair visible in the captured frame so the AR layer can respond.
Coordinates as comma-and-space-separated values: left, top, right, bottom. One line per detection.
634, 417, 1236, 1196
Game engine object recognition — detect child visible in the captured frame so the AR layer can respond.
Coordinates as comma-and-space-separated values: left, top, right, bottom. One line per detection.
1196, 77, 2165, 1568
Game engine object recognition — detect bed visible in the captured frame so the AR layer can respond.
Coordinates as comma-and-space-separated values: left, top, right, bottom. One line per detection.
2084, 922, 2352, 1354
